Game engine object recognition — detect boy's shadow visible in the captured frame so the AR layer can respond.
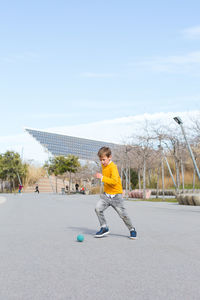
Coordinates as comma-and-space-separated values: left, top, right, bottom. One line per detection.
68, 226, 95, 235
68, 226, 127, 238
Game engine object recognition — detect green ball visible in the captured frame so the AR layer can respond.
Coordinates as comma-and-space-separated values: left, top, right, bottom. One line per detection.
77, 234, 84, 242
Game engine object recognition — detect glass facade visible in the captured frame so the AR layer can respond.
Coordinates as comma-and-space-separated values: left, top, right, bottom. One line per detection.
25, 128, 117, 161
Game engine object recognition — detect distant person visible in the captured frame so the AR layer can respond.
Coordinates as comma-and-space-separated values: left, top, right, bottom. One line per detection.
35, 184, 39, 194
66, 185, 69, 192
80, 187, 85, 194
75, 183, 79, 192
18, 184, 23, 193
94, 146, 137, 239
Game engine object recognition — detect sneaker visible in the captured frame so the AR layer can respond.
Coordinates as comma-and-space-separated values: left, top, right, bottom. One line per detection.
129, 229, 137, 239
95, 227, 110, 238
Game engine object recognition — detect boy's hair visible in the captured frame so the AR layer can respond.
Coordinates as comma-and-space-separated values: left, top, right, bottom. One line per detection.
98, 146, 112, 158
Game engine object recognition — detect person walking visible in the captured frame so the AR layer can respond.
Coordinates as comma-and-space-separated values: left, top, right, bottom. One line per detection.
35, 184, 39, 194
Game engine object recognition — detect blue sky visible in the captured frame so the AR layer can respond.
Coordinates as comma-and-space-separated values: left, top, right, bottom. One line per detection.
0, 1, 200, 162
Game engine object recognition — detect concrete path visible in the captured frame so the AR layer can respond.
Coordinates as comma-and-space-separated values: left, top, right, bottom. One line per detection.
0, 193, 200, 300
0, 196, 6, 204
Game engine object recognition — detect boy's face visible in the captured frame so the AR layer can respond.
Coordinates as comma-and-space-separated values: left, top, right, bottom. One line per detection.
99, 155, 111, 167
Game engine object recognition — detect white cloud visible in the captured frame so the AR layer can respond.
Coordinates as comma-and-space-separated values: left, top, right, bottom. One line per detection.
164, 52, 200, 64
48, 111, 199, 143
1, 111, 199, 165
0, 133, 49, 165
30, 113, 78, 119
182, 26, 200, 39
0, 52, 39, 64
131, 51, 200, 75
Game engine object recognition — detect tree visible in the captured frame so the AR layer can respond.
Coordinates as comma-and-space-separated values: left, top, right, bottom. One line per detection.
65, 155, 80, 193
0, 154, 6, 192
44, 155, 80, 193
132, 121, 156, 199
130, 169, 138, 189
0, 151, 28, 192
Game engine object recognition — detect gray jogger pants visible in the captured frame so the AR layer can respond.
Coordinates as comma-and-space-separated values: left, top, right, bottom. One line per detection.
95, 193, 134, 231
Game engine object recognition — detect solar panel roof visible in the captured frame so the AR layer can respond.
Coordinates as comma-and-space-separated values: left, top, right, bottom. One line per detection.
25, 128, 118, 161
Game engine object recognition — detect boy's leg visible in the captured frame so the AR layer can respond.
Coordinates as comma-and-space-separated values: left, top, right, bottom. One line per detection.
111, 195, 134, 231
95, 198, 109, 227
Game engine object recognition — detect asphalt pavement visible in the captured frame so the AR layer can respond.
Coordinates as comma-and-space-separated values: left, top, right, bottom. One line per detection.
0, 193, 200, 300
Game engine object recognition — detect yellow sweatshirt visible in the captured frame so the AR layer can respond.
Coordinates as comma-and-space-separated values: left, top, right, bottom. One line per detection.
102, 161, 123, 194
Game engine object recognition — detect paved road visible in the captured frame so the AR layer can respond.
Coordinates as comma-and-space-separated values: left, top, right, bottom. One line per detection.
0, 193, 200, 300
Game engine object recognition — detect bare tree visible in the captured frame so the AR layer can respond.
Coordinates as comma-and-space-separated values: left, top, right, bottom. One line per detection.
130, 120, 156, 199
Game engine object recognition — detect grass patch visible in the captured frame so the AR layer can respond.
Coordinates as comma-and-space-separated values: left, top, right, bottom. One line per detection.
129, 198, 177, 203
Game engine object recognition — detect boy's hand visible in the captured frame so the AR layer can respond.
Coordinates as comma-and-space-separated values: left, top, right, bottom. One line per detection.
95, 173, 103, 179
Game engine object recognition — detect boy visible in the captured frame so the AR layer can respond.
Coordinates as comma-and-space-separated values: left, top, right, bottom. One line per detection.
95, 146, 137, 239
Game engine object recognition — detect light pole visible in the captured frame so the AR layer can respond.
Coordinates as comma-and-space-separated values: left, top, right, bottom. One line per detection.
173, 116, 200, 181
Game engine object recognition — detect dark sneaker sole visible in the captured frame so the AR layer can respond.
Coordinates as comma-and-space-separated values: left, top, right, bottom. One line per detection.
94, 231, 110, 238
